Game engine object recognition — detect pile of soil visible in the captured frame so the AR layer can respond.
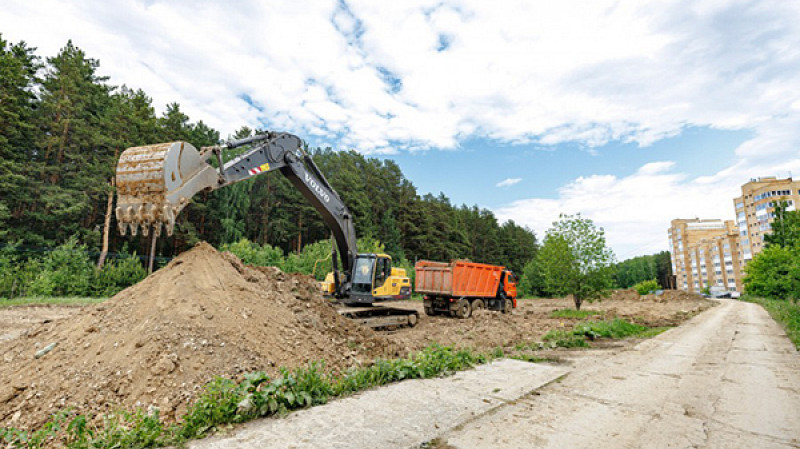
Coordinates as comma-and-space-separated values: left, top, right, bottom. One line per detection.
0, 243, 394, 429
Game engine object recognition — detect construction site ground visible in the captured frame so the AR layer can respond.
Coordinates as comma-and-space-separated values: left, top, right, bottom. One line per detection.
190, 298, 800, 449
0, 243, 716, 433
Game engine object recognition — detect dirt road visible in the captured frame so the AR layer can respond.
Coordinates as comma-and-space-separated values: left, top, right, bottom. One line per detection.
444, 299, 800, 448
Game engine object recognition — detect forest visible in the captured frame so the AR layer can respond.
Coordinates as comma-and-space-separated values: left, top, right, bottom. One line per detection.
0, 36, 538, 287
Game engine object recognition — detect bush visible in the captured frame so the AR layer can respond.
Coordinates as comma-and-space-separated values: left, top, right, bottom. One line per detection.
93, 250, 147, 296
744, 246, 800, 300
633, 279, 659, 296
27, 237, 95, 297
221, 239, 285, 268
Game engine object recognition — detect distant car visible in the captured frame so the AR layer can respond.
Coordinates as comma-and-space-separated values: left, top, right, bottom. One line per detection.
731, 291, 741, 299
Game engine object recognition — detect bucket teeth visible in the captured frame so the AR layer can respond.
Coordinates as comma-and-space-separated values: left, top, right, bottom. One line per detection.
115, 141, 218, 240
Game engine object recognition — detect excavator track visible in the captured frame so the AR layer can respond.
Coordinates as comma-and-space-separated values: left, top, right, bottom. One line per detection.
336, 305, 419, 330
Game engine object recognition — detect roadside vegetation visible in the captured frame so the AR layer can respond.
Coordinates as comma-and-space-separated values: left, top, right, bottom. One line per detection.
740, 202, 800, 349
0, 345, 500, 449
741, 296, 800, 349
0, 314, 675, 448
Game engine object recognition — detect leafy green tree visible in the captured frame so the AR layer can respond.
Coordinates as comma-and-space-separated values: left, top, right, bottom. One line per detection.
534, 214, 616, 310
765, 201, 800, 249
743, 245, 800, 300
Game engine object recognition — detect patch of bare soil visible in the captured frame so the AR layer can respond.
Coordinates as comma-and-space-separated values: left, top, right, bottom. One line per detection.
0, 306, 81, 343
0, 243, 394, 430
389, 289, 715, 352
0, 245, 713, 432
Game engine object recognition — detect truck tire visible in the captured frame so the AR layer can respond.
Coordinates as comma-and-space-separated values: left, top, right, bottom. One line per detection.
424, 305, 436, 316
472, 299, 485, 313
502, 298, 513, 314
454, 298, 471, 319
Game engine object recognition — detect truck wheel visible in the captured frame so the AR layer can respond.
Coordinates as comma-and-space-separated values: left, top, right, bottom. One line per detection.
472, 299, 485, 313
454, 298, 472, 319
502, 298, 513, 314
424, 305, 436, 316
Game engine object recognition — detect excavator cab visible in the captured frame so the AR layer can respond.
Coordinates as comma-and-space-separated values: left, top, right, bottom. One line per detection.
321, 254, 411, 302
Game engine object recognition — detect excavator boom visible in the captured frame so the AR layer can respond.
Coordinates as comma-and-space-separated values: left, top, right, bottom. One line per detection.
115, 131, 418, 328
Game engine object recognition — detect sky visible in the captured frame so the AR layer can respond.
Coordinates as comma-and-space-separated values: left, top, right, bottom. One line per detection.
2, 0, 800, 259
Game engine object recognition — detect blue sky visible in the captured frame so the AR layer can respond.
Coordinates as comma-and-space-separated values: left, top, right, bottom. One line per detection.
3, 0, 800, 258
392, 126, 753, 210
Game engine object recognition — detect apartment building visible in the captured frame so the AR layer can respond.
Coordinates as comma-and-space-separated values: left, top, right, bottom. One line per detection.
668, 219, 743, 293
733, 177, 800, 265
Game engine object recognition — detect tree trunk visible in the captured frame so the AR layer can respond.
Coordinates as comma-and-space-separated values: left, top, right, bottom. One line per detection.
573, 294, 582, 311
97, 177, 115, 268
148, 233, 157, 274
296, 213, 303, 252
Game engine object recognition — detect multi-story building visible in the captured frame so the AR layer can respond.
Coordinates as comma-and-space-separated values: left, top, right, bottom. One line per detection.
733, 177, 800, 265
668, 219, 743, 293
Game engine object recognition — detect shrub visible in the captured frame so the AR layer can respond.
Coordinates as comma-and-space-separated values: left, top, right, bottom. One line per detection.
743, 246, 800, 300
633, 279, 659, 296
28, 238, 94, 297
220, 239, 285, 268
93, 250, 147, 296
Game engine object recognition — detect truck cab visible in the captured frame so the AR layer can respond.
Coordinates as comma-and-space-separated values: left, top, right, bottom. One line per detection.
502, 270, 518, 303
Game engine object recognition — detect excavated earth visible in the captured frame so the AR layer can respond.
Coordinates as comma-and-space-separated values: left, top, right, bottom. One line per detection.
0, 244, 714, 431
0, 243, 395, 430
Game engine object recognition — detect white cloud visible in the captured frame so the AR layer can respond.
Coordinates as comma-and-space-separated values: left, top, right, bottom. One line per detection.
3, 0, 800, 257
496, 155, 800, 259
2, 0, 799, 155
496, 178, 522, 188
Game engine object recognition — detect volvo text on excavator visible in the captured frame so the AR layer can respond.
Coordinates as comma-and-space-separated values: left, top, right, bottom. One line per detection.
115, 132, 418, 328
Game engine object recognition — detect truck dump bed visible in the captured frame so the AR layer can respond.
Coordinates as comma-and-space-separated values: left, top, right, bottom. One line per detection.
415, 260, 503, 299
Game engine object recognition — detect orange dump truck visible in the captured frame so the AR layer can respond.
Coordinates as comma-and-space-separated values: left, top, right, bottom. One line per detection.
415, 260, 518, 318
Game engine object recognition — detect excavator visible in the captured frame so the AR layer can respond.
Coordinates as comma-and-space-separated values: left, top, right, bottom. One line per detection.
115, 131, 418, 328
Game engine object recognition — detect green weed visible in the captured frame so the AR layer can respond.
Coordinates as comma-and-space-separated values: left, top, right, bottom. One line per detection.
0, 296, 107, 308
1, 345, 499, 449
549, 309, 599, 319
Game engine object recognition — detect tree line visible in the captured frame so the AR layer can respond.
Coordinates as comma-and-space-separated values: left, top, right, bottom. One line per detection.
0, 36, 538, 282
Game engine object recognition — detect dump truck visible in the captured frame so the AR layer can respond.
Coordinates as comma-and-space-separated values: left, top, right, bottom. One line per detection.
415, 260, 518, 318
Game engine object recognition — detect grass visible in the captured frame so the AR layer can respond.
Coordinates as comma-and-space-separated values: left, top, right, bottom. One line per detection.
549, 309, 600, 319
740, 295, 800, 350
0, 296, 107, 308
543, 318, 666, 348
0, 344, 521, 449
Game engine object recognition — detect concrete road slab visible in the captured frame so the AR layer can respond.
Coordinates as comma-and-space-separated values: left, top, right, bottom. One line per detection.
444, 300, 800, 449
189, 359, 567, 449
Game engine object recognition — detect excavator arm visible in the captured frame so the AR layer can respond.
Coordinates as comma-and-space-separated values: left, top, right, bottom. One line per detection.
115, 132, 357, 297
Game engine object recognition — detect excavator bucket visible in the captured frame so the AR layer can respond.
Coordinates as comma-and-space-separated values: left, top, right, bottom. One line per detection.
115, 141, 220, 237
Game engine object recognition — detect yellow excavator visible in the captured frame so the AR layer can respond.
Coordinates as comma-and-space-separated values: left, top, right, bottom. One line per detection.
115, 132, 417, 328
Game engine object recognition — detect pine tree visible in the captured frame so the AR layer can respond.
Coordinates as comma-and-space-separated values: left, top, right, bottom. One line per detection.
0, 35, 40, 241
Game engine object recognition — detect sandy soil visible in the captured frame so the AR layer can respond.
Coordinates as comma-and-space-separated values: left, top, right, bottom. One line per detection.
388, 290, 713, 354
0, 243, 713, 431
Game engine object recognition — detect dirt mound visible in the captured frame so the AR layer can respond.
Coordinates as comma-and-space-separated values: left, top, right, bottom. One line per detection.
0, 243, 393, 429
610, 289, 640, 301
